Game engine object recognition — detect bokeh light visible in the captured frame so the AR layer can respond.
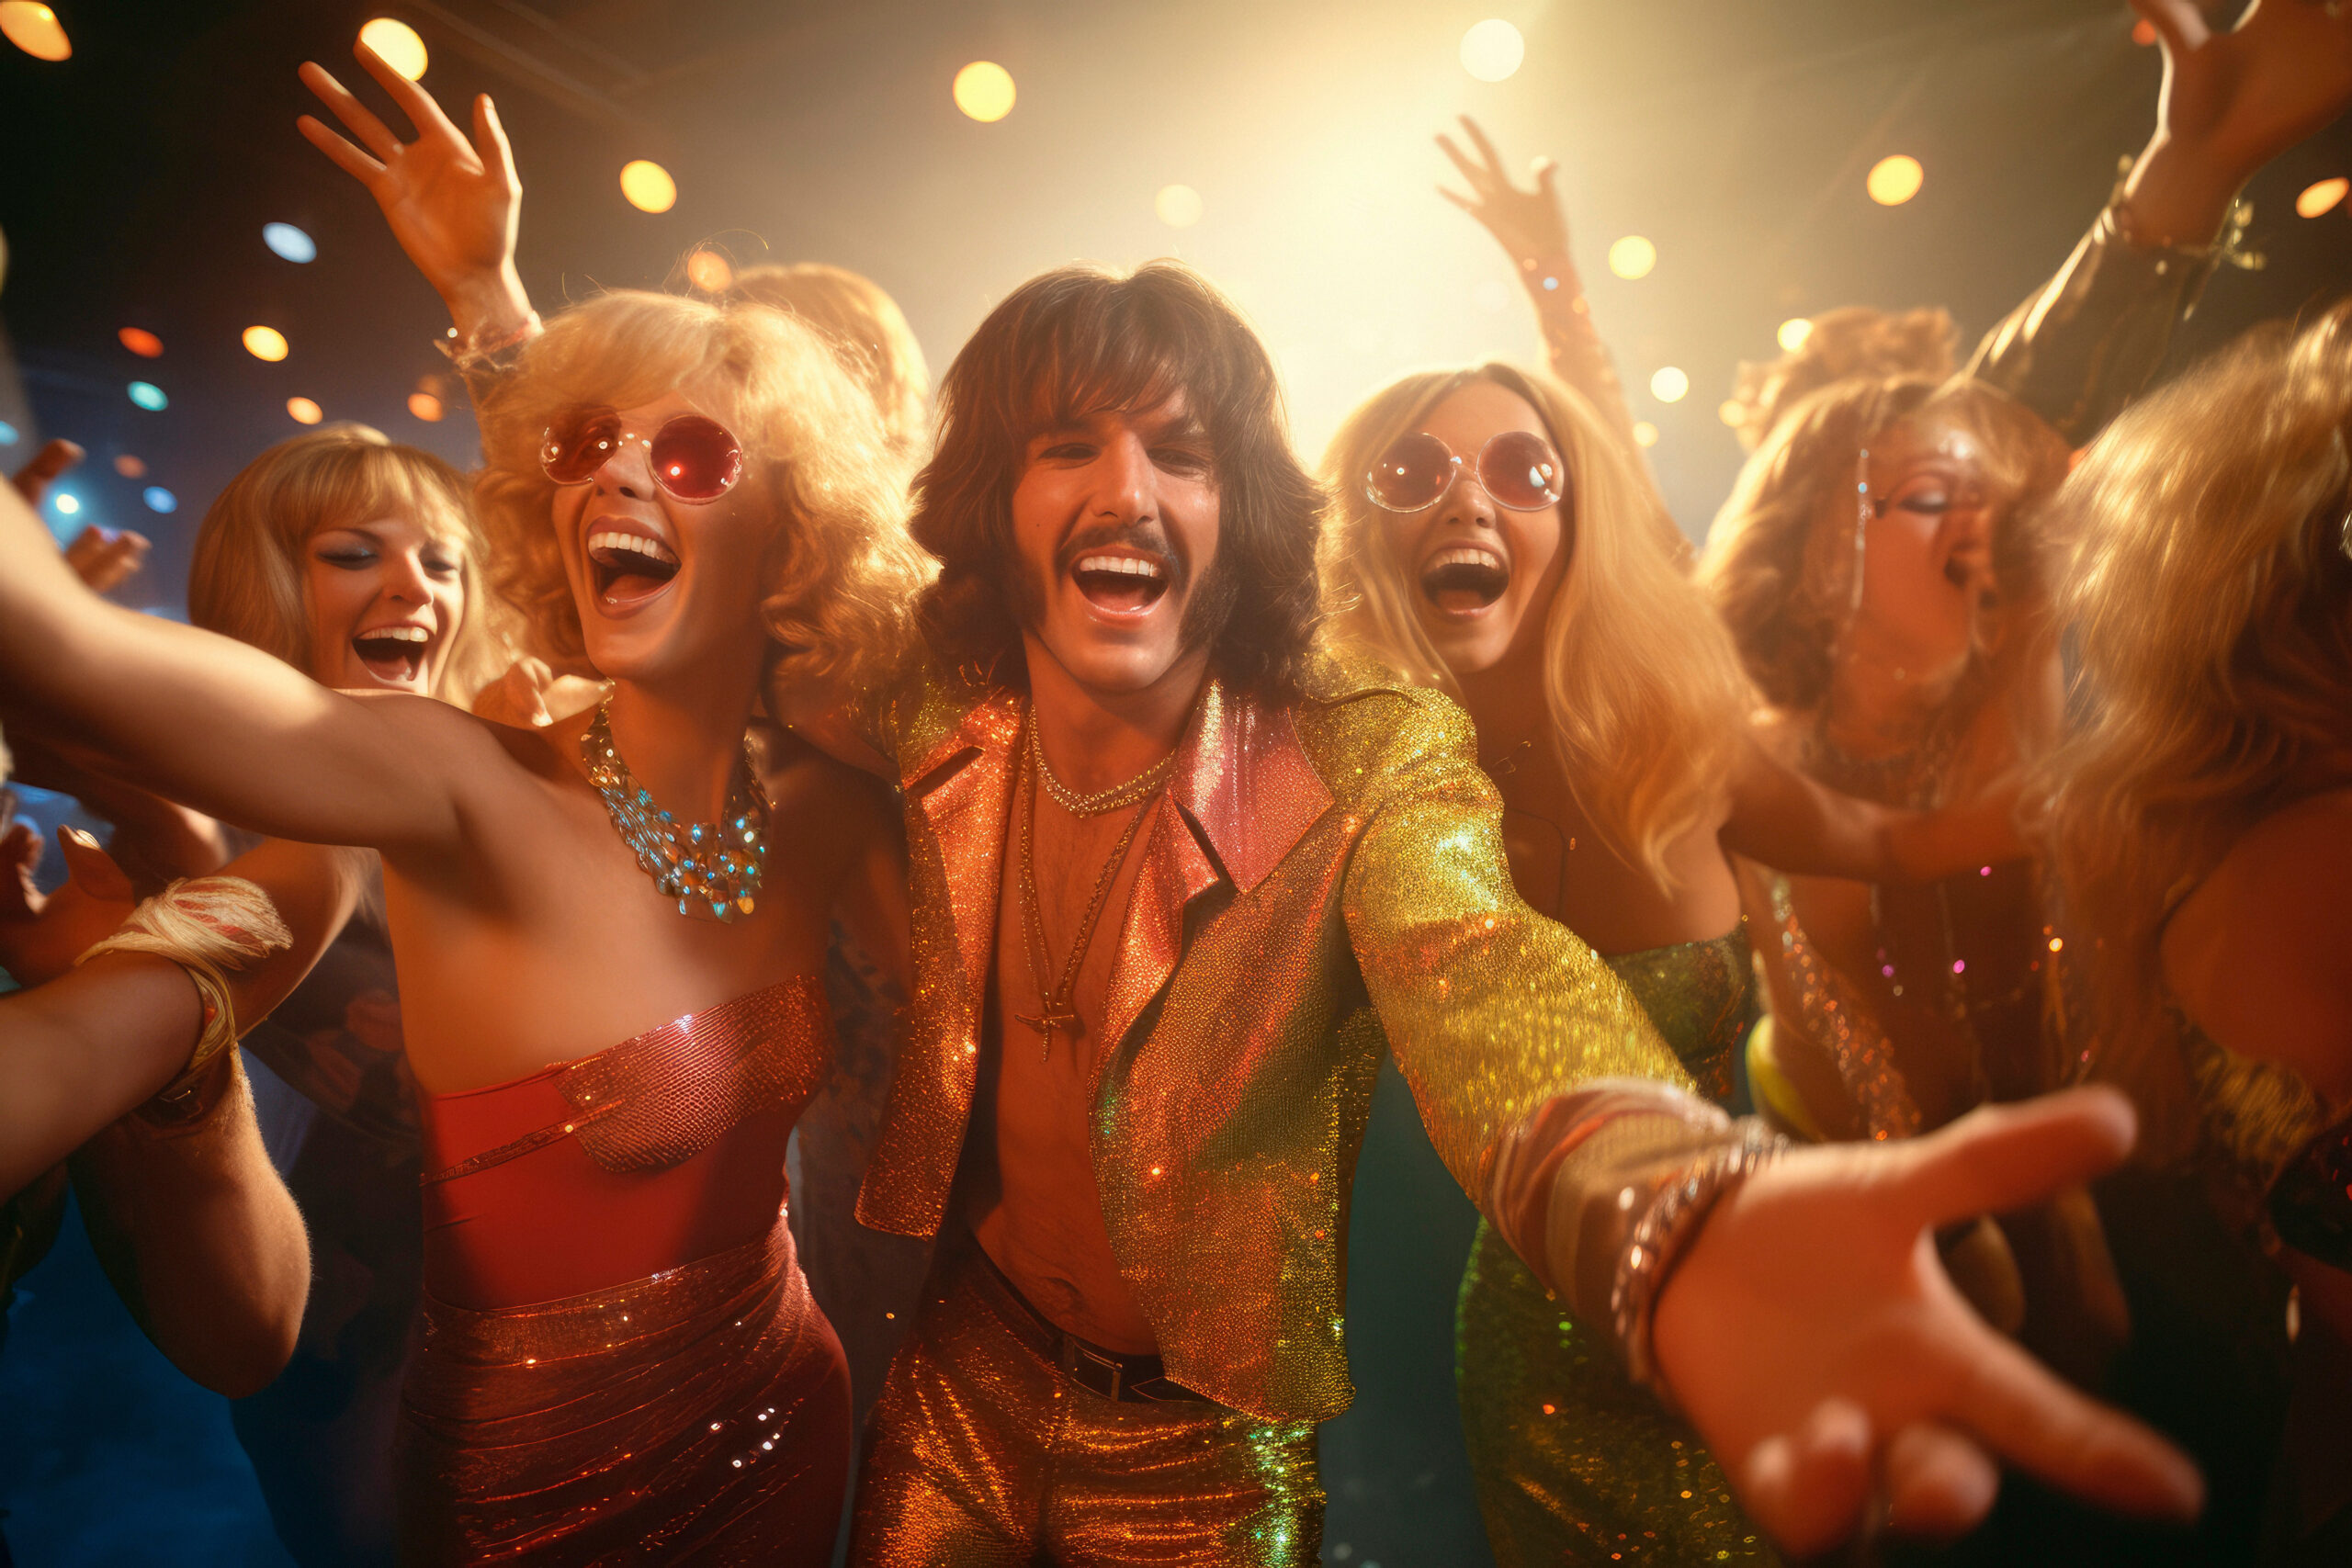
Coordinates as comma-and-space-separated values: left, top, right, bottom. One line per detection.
0, 421, 17, 446
1718, 399, 1745, 426
1632, 421, 1659, 447
128, 381, 167, 411
53, 492, 79, 515
1777, 317, 1814, 353
953, 61, 1016, 122
0, 3, 71, 62
2296, 178, 2347, 219
620, 160, 677, 214
1606, 236, 1657, 280
2132, 17, 2157, 46
119, 327, 164, 358
243, 325, 290, 362
1156, 185, 1204, 229
114, 455, 146, 478
409, 392, 444, 422
1459, 20, 1524, 83
685, 248, 733, 291
263, 222, 318, 263
288, 397, 323, 424
142, 487, 177, 513
1649, 366, 1690, 403
1867, 154, 1924, 206
358, 18, 426, 81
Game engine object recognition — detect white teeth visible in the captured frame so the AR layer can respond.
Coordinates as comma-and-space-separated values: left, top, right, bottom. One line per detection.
588, 529, 680, 567
356, 626, 429, 644
1427, 547, 1504, 571
1073, 554, 1163, 578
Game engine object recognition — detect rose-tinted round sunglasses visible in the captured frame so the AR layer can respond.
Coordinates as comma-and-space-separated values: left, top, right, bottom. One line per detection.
539, 409, 744, 502
1363, 428, 1566, 513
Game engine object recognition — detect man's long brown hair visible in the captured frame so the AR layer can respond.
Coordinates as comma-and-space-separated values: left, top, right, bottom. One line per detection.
910, 261, 1322, 703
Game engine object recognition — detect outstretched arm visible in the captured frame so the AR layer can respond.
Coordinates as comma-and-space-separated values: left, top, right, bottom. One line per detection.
1719, 734, 2027, 886
0, 474, 477, 856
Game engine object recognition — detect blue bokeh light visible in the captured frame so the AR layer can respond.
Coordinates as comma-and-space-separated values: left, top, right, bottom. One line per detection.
263, 222, 317, 263
142, 487, 178, 513
128, 381, 167, 411
54, 493, 81, 515
0, 420, 17, 446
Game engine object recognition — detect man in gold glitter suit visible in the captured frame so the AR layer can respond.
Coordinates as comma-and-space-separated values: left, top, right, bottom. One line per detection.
832, 261, 2199, 1565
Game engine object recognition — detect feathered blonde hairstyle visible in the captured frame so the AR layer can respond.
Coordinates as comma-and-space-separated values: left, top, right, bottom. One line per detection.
187, 423, 506, 700
1726, 305, 1958, 452
1701, 373, 2069, 716
470, 288, 929, 697
1319, 363, 1750, 894
2041, 301, 2352, 1150
724, 263, 931, 466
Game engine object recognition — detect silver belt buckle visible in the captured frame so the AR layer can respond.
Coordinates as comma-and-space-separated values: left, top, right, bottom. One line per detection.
1057, 1337, 1125, 1401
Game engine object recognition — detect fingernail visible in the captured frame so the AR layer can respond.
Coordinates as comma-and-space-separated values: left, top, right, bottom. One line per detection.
62, 826, 99, 849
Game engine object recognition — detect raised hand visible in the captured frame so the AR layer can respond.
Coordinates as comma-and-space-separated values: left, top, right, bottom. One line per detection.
10, 438, 81, 507
1654, 1089, 2201, 1554
0, 824, 140, 988
1436, 115, 1569, 266
63, 527, 151, 595
296, 39, 531, 342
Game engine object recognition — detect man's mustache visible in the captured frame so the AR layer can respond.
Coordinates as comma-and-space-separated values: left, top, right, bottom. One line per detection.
1055, 520, 1187, 593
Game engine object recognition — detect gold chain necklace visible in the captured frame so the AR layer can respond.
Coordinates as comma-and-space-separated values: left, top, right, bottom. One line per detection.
1026, 719, 1177, 818
1014, 719, 1158, 1063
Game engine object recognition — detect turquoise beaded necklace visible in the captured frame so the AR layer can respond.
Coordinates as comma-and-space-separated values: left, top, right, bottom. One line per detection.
580, 703, 769, 923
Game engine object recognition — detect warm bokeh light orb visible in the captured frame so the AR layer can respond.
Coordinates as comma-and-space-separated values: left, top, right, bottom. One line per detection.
264, 222, 318, 263
1718, 399, 1745, 427
1459, 19, 1524, 83
288, 397, 323, 424
1632, 421, 1659, 448
1156, 185, 1204, 229
685, 248, 733, 292
115, 454, 146, 478
0, 3, 70, 62
620, 160, 677, 214
359, 18, 426, 81
2296, 177, 2348, 219
1777, 317, 1814, 353
119, 327, 164, 358
243, 325, 290, 362
953, 61, 1016, 122
1867, 154, 1924, 206
142, 487, 177, 514
2132, 17, 2158, 46
1649, 367, 1690, 403
1607, 236, 1657, 280
409, 392, 445, 423
128, 381, 167, 412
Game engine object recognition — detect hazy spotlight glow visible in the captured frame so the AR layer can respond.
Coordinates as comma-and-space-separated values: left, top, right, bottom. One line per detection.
1718, 399, 1745, 427
359, 18, 426, 81
409, 392, 445, 423
953, 61, 1015, 122
288, 397, 323, 424
1459, 20, 1524, 83
119, 327, 164, 358
264, 222, 317, 263
685, 249, 733, 291
115, 455, 146, 478
1606, 236, 1657, 280
129, 381, 168, 412
1777, 317, 1814, 353
1649, 367, 1690, 403
1632, 421, 1659, 447
1155, 185, 1204, 229
143, 487, 177, 513
2296, 178, 2347, 219
620, 160, 677, 214
243, 325, 290, 362
1867, 154, 1924, 206
0, 3, 70, 62
53, 492, 79, 515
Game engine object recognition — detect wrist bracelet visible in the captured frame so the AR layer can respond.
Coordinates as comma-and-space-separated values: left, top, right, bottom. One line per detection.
75, 875, 291, 1090
436, 310, 543, 367
1611, 1117, 1786, 1403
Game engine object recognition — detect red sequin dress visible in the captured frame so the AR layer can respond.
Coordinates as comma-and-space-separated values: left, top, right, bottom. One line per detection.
397, 976, 850, 1566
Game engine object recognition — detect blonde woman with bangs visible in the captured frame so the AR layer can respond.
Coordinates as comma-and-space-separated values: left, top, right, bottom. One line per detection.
2043, 301, 2352, 1561
1320, 362, 2018, 1567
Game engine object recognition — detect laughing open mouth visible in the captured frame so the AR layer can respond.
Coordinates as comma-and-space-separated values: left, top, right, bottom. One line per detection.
352, 624, 432, 684
1420, 546, 1510, 614
588, 528, 681, 605
1070, 552, 1169, 614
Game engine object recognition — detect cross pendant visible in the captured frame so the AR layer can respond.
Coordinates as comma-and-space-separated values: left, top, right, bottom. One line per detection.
1016, 1004, 1081, 1063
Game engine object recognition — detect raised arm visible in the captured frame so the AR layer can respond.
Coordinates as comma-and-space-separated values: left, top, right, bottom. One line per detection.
0, 474, 476, 854
1719, 733, 2027, 886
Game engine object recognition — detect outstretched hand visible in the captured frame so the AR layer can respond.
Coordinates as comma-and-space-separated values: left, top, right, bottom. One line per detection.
1654, 1088, 2201, 1554
0, 824, 139, 988
1436, 115, 1569, 267
297, 39, 528, 338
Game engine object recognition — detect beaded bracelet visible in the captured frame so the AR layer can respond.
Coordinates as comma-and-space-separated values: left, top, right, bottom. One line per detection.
1611, 1117, 1786, 1403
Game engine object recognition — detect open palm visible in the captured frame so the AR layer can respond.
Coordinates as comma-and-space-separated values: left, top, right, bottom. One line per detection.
1436, 115, 1569, 265
2135, 0, 2352, 179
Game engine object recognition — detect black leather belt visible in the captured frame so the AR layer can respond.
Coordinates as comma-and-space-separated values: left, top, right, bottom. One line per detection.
974, 1249, 1205, 1404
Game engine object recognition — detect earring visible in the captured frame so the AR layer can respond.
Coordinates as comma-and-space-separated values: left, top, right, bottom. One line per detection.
1847, 447, 1871, 620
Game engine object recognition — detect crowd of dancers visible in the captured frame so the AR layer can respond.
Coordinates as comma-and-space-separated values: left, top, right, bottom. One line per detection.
2, 3, 2349, 1564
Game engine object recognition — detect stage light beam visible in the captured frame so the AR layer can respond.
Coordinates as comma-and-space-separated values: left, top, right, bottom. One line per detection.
1778, 317, 1814, 353
0, 3, 70, 62
2296, 178, 2347, 219
264, 222, 318, 263
119, 327, 164, 358
1607, 236, 1657, 280
1868, 155, 1924, 206
620, 160, 677, 214
954, 62, 1016, 122
1459, 20, 1524, 83
359, 18, 426, 81
243, 325, 290, 362
1650, 367, 1690, 403
1156, 185, 1204, 229
288, 397, 323, 424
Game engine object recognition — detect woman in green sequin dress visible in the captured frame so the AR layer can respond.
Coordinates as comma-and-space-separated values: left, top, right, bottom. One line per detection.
1318, 364, 2021, 1565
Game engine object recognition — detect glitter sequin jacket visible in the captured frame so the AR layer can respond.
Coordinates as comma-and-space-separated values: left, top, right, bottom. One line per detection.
851, 652, 1686, 1423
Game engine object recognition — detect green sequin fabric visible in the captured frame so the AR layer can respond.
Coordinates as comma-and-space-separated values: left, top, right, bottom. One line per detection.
1456, 926, 1779, 1566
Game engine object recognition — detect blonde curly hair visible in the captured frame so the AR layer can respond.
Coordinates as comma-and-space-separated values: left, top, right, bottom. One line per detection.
469, 289, 929, 697
1726, 306, 1958, 453
2041, 301, 2352, 1149
1320, 363, 1751, 894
